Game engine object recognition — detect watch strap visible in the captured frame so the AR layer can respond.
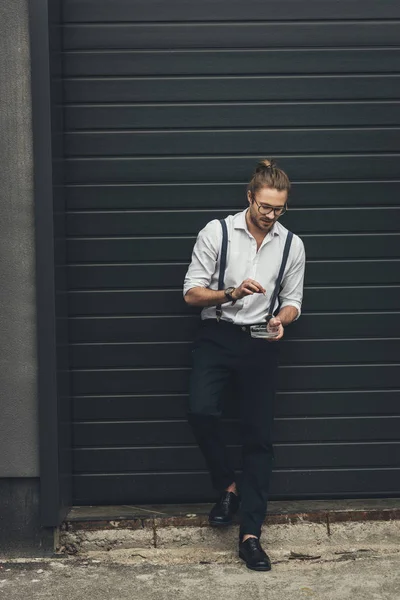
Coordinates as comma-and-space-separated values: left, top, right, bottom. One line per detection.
224, 288, 237, 304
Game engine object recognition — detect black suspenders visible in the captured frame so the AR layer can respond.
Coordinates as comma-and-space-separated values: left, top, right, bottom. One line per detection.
215, 219, 228, 322
216, 218, 293, 323
266, 229, 294, 321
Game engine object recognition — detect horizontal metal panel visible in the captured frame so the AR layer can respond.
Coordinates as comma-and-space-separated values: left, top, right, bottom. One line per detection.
71, 391, 400, 420
73, 416, 400, 446
65, 264, 209, 290
73, 443, 400, 472
71, 365, 400, 395
65, 128, 400, 157
63, 0, 400, 23
67, 235, 400, 264
68, 313, 400, 343
66, 156, 400, 184
72, 469, 400, 504
64, 49, 400, 77
64, 102, 400, 130
64, 76, 400, 104
302, 262, 400, 286
303, 285, 400, 310
63, 22, 400, 51
68, 289, 198, 315
66, 208, 400, 236
68, 286, 400, 317
65, 181, 400, 210
66, 262, 400, 292
70, 339, 400, 369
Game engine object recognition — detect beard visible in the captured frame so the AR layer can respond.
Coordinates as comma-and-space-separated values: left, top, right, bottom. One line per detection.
249, 207, 275, 232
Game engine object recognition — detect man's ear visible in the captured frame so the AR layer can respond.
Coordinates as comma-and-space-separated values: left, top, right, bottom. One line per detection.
247, 191, 252, 205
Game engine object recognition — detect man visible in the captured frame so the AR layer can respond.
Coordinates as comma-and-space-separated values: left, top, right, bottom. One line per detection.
183, 158, 306, 571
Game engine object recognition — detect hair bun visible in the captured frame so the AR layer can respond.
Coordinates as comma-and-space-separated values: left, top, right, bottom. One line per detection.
255, 158, 276, 173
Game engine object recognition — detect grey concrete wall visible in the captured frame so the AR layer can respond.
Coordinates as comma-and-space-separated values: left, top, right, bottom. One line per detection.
0, 0, 39, 477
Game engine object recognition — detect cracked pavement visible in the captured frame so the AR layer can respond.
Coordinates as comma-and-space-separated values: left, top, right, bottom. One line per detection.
1, 549, 399, 600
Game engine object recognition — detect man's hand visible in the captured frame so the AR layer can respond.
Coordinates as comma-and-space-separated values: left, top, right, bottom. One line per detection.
184, 278, 266, 308
267, 317, 284, 341
232, 279, 266, 300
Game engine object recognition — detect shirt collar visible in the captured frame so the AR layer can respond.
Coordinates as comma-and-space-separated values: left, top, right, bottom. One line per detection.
233, 208, 280, 237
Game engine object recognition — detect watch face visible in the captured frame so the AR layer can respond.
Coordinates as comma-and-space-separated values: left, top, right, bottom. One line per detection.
225, 287, 235, 295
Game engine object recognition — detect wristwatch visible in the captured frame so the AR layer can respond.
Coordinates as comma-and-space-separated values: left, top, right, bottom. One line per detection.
224, 287, 237, 304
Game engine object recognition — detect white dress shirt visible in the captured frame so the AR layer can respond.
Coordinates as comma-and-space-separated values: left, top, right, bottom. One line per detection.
183, 208, 306, 326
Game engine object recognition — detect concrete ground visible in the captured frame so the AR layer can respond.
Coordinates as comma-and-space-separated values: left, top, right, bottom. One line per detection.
3, 511, 400, 599
1, 550, 399, 600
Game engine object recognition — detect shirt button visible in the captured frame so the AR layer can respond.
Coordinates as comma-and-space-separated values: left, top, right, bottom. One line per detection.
241, 326, 246, 332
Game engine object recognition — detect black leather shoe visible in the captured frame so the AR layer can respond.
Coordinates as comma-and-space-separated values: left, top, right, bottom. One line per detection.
208, 491, 240, 526
239, 537, 272, 571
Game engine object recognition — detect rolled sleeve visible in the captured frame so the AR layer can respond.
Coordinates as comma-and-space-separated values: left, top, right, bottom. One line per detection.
183, 219, 221, 297
279, 236, 306, 320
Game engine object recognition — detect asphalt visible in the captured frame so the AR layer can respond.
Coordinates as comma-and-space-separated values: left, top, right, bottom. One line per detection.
1, 551, 399, 600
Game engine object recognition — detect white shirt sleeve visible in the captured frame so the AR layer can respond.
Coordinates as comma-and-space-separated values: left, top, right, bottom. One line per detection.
183, 219, 221, 297
279, 235, 306, 320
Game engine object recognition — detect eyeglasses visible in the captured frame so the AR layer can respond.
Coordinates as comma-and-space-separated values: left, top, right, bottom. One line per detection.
252, 197, 287, 217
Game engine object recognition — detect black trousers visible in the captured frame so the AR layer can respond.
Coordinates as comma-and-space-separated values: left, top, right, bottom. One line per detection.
187, 318, 279, 541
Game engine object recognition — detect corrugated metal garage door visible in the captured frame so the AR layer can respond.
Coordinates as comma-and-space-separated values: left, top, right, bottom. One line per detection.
62, 0, 400, 504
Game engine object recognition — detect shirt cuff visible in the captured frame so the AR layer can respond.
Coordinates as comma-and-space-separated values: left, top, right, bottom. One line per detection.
183, 281, 207, 297
279, 301, 302, 321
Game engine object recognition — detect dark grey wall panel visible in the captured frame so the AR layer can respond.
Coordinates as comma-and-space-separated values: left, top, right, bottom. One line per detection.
65, 102, 400, 131
63, 0, 400, 22
65, 129, 400, 156
68, 286, 400, 316
73, 416, 400, 446
63, 22, 400, 51
68, 314, 400, 343
72, 391, 400, 420
66, 261, 400, 290
70, 339, 400, 369
73, 469, 400, 504
65, 181, 400, 209
73, 443, 400, 473
62, 0, 400, 504
64, 76, 400, 104
71, 365, 400, 396
64, 49, 400, 77
65, 208, 400, 235
67, 235, 400, 263
65, 156, 400, 184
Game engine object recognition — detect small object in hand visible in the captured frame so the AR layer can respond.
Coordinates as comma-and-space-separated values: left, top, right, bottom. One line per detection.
250, 321, 279, 339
